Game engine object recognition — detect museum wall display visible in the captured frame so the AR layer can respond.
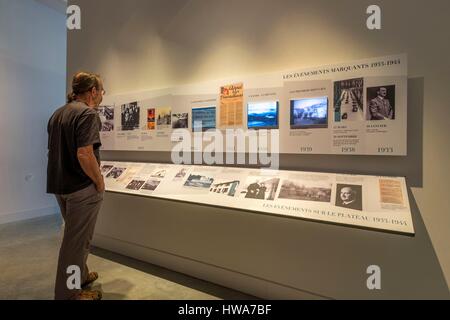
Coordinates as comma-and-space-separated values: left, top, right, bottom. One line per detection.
98, 54, 407, 156
97, 54, 413, 235
101, 160, 414, 234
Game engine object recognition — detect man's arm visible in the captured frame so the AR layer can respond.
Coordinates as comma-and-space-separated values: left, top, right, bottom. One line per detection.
77, 145, 104, 192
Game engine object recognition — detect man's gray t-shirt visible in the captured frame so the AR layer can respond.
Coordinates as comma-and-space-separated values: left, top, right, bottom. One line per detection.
47, 101, 102, 195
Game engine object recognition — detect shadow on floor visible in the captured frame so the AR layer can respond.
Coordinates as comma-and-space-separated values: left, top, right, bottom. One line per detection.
90, 246, 258, 300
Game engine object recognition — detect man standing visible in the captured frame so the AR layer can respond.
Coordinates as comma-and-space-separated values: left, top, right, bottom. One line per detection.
47, 72, 105, 300
368, 87, 394, 120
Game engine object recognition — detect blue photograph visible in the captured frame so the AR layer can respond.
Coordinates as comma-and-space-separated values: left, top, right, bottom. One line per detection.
192, 106, 216, 132
247, 101, 279, 129
290, 97, 328, 129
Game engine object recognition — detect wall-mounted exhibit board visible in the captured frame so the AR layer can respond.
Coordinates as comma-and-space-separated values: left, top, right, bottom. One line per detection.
101, 161, 414, 235
98, 54, 407, 155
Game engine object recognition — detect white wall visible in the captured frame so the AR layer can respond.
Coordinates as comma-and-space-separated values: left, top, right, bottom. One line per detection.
0, 0, 67, 224
67, 0, 450, 288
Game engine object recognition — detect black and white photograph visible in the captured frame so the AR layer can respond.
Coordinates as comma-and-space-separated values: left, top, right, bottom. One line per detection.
100, 164, 114, 175
172, 113, 189, 129
151, 169, 167, 179
98, 106, 114, 132
278, 180, 332, 203
121, 102, 140, 131
126, 179, 146, 191
141, 179, 161, 192
334, 78, 364, 122
240, 176, 280, 201
184, 174, 215, 189
210, 180, 240, 197
335, 184, 363, 211
173, 168, 188, 181
366, 85, 395, 120
106, 167, 126, 179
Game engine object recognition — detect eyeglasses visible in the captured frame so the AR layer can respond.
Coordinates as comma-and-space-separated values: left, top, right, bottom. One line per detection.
91, 86, 106, 95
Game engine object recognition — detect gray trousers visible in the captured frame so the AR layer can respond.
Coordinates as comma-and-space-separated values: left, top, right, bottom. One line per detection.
54, 184, 103, 300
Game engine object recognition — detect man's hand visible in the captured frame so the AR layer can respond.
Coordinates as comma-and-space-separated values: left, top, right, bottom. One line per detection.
96, 176, 105, 193
77, 145, 104, 193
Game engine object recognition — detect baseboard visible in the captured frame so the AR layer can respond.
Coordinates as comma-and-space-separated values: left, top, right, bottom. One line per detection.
0, 206, 59, 225
93, 233, 328, 300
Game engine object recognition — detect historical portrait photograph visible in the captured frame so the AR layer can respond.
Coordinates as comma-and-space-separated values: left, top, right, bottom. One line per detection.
335, 184, 363, 211
366, 85, 396, 120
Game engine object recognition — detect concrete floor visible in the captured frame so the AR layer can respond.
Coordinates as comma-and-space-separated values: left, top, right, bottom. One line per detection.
0, 214, 256, 300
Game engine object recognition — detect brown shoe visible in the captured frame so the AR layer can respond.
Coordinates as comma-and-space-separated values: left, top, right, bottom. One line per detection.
70, 289, 102, 300
82, 272, 99, 288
